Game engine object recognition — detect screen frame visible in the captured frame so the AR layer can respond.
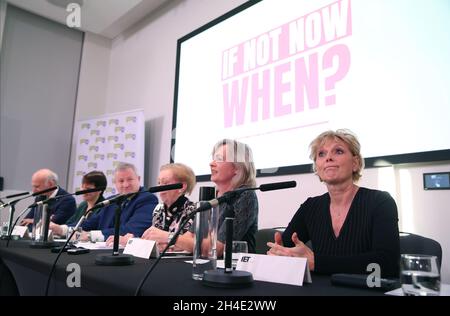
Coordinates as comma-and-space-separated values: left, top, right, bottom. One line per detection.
171, 0, 450, 182
423, 171, 450, 191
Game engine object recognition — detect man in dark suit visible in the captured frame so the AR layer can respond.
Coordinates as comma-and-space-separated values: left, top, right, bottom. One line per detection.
79, 162, 158, 242
20, 169, 76, 226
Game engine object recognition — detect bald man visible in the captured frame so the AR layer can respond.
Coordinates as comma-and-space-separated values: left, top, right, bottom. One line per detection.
20, 169, 76, 226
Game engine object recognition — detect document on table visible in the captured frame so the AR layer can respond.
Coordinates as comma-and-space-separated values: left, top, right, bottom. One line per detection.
74, 241, 124, 250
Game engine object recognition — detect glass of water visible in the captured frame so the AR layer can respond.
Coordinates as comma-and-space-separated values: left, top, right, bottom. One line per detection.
67, 226, 81, 243
224, 241, 248, 269
1, 221, 9, 236
400, 254, 441, 296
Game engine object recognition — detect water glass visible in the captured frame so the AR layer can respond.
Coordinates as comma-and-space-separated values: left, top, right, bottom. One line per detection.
400, 254, 441, 296
1, 221, 9, 236
67, 226, 82, 242
192, 207, 219, 280
225, 241, 248, 269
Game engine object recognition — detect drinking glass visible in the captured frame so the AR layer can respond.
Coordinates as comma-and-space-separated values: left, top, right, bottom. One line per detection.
225, 240, 248, 269
67, 226, 82, 242
1, 221, 9, 236
400, 254, 441, 296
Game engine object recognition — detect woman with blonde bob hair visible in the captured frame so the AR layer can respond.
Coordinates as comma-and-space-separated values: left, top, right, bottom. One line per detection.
309, 129, 365, 182
268, 129, 400, 277
211, 138, 256, 190
173, 139, 259, 255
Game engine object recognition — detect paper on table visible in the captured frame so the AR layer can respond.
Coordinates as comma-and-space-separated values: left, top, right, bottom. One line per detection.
236, 253, 311, 286
74, 241, 124, 250
385, 284, 450, 296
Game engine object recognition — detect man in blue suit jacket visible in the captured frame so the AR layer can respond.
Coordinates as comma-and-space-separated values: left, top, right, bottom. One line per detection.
79, 162, 158, 241
20, 169, 76, 226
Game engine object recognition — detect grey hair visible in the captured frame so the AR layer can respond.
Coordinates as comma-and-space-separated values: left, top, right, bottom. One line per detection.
47, 170, 58, 184
113, 162, 139, 181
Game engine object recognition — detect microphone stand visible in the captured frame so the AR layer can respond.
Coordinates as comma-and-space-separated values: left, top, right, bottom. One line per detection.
30, 203, 58, 249
95, 199, 134, 266
28, 188, 104, 249
5, 205, 32, 248
0, 202, 16, 240
202, 217, 253, 288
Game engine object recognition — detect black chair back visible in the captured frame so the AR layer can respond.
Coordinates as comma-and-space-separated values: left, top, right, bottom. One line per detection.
255, 227, 285, 254
399, 232, 442, 268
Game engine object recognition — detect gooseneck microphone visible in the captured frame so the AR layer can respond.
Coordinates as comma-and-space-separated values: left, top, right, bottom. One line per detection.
195, 181, 297, 213
29, 187, 106, 208
134, 180, 297, 295
1, 186, 58, 242
2, 191, 29, 199
260, 180, 296, 191
148, 183, 183, 193
90, 183, 183, 211
0, 186, 57, 209
28, 187, 105, 249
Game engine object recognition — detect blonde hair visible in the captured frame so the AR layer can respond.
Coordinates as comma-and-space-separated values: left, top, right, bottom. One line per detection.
309, 129, 364, 182
212, 139, 256, 188
160, 163, 196, 195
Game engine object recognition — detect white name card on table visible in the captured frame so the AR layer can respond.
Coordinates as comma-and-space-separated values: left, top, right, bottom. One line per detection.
235, 253, 312, 286
123, 238, 158, 259
11, 226, 30, 238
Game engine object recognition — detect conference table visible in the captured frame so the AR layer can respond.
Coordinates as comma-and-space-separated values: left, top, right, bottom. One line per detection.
0, 240, 386, 296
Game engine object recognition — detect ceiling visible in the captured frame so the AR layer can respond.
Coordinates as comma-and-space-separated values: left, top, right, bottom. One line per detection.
6, 0, 171, 39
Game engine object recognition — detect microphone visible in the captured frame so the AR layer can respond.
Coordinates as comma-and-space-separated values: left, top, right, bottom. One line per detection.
0, 186, 58, 209
90, 183, 183, 211
260, 180, 296, 192
148, 183, 182, 193
89, 192, 134, 211
196, 181, 297, 213
31, 186, 58, 197
30, 187, 105, 208
3, 191, 29, 199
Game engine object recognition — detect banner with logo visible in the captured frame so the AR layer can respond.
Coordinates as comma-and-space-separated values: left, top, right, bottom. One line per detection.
72, 109, 145, 197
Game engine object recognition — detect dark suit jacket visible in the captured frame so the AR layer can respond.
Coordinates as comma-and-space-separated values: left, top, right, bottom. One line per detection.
25, 187, 76, 224
81, 187, 158, 238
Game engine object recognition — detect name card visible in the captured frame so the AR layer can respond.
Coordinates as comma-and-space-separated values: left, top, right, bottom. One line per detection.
123, 238, 158, 259
235, 253, 312, 286
11, 226, 30, 238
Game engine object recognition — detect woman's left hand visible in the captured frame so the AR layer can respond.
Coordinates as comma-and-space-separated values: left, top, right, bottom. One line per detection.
141, 226, 169, 244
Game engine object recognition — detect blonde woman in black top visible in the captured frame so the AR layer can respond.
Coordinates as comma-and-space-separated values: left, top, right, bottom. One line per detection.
268, 129, 400, 277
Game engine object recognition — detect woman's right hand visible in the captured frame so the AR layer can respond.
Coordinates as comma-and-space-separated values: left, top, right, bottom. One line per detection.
267, 232, 315, 271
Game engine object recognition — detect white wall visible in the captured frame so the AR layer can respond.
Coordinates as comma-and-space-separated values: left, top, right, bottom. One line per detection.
68, 32, 111, 191
73, 0, 450, 282
104, 0, 248, 186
